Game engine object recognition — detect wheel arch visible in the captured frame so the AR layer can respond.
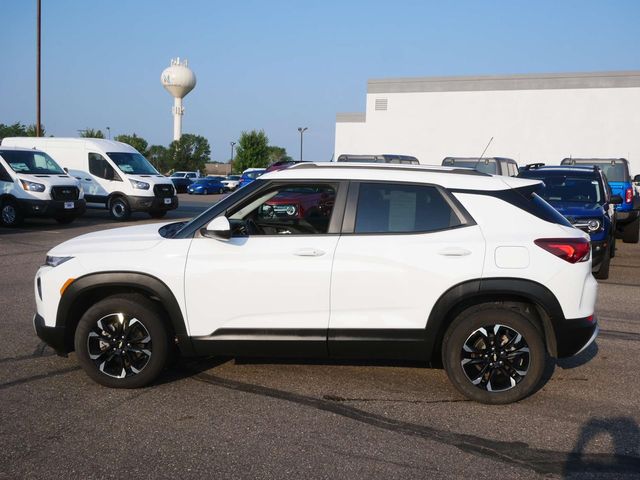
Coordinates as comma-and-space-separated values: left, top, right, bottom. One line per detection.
425, 278, 563, 362
56, 271, 194, 355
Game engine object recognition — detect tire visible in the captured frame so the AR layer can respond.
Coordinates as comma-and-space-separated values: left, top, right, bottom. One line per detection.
203, 189, 208, 195
442, 303, 546, 404
622, 217, 639, 244
610, 234, 616, 258
0, 199, 23, 227
594, 247, 610, 280
54, 216, 76, 224
219, 188, 224, 194
149, 210, 167, 219
109, 196, 131, 221
74, 294, 170, 388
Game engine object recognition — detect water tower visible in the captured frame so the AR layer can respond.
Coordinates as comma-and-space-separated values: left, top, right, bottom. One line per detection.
161, 58, 196, 141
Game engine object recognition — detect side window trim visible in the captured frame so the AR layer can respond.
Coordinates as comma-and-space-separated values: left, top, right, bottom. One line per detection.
342, 180, 475, 236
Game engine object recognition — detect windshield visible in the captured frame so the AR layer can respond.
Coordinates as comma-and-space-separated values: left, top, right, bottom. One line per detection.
1, 150, 65, 175
170, 172, 186, 178
575, 162, 627, 182
207, 176, 225, 181
227, 175, 241, 180
527, 175, 604, 204
445, 159, 497, 174
244, 171, 264, 180
108, 152, 159, 175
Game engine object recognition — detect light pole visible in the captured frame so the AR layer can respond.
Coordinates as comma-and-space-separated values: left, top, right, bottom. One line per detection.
106, 126, 111, 139
230, 141, 236, 163
297, 127, 308, 161
36, 0, 41, 137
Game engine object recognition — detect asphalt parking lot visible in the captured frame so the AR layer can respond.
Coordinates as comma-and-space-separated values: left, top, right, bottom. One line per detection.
1, 193, 639, 479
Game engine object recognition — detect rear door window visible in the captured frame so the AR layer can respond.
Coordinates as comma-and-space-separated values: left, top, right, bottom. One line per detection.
354, 183, 463, 234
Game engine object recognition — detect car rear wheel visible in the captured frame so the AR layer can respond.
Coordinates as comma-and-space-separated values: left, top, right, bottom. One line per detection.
442, 304, 546, 404
622, 217, 639, 244
0, 200, 23, 227
74, 294, 170, 388
218, 188, 224, 194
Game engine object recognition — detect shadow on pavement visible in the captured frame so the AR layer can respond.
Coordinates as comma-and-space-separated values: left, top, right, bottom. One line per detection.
563, 416, 640, 478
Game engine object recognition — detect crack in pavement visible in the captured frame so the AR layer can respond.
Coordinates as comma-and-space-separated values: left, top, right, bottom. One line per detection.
187, 367, 640, 476
0, 366, 81, 390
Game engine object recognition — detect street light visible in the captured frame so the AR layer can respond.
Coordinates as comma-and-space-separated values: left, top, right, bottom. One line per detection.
230, 141, 236, 162
106, 126, 111, 139
297, 127, 308, 161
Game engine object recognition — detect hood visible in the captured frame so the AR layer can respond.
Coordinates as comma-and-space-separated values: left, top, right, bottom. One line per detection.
48, 222, 170, 256
548, 201, 605, 218
16, 173, 80, 187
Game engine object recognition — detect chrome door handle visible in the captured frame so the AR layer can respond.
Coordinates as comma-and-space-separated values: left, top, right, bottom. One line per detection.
438, 247, 471, 256
293, 248, 325, 257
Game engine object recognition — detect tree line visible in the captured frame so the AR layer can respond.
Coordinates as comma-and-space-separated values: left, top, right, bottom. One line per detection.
1, 122, 291, 174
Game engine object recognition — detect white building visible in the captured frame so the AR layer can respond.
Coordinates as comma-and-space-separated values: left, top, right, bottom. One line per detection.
335, 71, 640, 174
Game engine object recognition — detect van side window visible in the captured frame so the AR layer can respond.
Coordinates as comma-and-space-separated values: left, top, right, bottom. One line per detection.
89, 153, 120, 181
354, 183, 463, 234
0, 163, 12, 182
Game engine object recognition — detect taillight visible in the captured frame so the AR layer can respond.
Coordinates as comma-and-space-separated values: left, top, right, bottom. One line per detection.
625, 187, 633, 204
534, 238, 590, 263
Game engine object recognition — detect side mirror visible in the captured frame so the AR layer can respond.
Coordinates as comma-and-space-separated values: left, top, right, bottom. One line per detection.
610, 195, 623, 205
633, 174, 640, 184
202, 216, 231, 240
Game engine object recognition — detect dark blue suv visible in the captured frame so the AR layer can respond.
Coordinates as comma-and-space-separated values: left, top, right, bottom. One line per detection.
519, 164, 622, 279
561, 158, 640, 244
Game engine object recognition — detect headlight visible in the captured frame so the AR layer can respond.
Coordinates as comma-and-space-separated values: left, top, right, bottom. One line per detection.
20, 180, 46, 192
45, 256, 74, 267
129, 179, 150, 190
285, 205, 297, 216
587, 219, 602, 232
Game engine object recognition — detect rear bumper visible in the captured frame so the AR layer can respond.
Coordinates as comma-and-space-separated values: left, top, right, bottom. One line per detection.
555, 315, 599, 358
16, 198, 86, 218
33, 313, 68, 355
615, 208, 639, 225
129, 195, 178, 212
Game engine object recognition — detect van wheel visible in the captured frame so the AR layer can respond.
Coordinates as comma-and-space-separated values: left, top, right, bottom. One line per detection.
109, 196, 131, 221
149, 210, 167, 219
74, 294, 170, 388
1, 200, 23, 227
622, 217, 639, 244
54, 216, 75, 225
442, 304, 546, 404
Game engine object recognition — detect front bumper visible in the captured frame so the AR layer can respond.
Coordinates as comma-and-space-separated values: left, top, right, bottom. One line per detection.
17, 198, 86, 219
33, 313, 68, 355
590, 240, 608, 270
129, 195, 178, 212
555, 315, 599, 357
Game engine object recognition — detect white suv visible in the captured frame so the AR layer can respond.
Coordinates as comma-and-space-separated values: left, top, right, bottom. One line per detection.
33, 163, 598, 403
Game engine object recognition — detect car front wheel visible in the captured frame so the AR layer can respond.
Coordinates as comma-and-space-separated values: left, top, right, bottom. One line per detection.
74, 294, 170, 388
442, 304, 546, 404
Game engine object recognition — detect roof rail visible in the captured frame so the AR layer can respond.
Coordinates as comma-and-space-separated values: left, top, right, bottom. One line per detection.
289, 162, 490, 176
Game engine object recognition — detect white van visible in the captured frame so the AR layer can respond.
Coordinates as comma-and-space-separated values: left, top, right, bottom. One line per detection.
1, 138, 178, 221
0, 146, 86, 227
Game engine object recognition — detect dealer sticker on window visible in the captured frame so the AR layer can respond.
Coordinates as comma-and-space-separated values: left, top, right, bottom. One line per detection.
164, 198, 172, 205
64, 202, 74, 209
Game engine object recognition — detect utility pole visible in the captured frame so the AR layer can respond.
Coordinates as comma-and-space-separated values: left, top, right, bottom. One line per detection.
297, 127, 308, 161
36, 0, 42, 137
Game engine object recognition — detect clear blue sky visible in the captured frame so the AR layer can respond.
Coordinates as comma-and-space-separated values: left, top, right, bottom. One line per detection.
2, 0, 640, 161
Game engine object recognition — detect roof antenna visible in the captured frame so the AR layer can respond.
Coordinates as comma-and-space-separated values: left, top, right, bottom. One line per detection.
478, 136, 493, 165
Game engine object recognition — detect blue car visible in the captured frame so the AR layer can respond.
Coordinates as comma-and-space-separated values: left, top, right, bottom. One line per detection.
561, 158, 639, 243
519, 164, 623, 279
187, 177, 227, 195
238, 169, 265, 188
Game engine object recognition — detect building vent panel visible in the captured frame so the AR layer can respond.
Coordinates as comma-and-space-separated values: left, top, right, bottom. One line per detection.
375, 98, 388, 111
